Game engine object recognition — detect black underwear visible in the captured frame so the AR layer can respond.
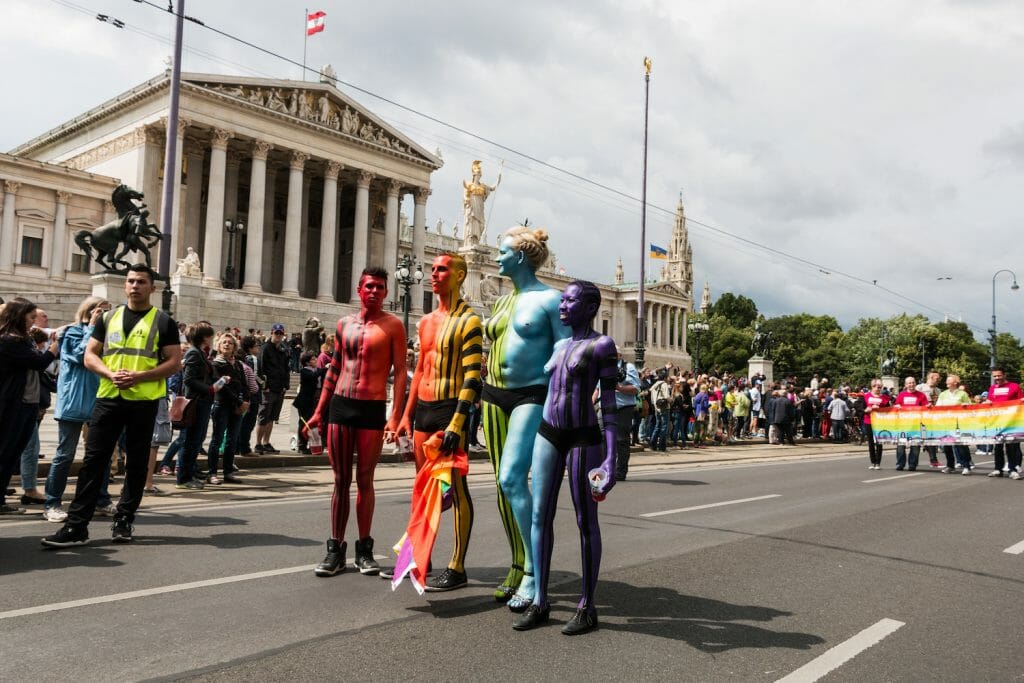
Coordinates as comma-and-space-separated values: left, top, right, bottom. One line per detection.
481, 383, 548, 415
414, 398, 459, 434
537, 419, 602, 455
329, 395, 386, 430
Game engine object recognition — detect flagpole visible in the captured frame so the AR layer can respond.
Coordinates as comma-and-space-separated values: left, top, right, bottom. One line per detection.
635, 57, 652, 370
158, 0, 185, 314
302, 7, 308, 80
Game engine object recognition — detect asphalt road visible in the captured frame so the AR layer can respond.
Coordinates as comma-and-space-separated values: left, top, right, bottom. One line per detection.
3, 450, 1024, 681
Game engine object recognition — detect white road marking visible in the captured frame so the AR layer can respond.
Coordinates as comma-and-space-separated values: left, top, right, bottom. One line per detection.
640, 494, 781, 518
0, 565, 311, 621
862, 473, 921, 484
1003, 539, 1024, 555
776, 618, 904, 683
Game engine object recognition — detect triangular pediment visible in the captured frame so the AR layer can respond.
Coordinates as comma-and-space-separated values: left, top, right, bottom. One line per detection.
184, 74, 442, 169
16, 208, 54, 222
649, 281, 688, 297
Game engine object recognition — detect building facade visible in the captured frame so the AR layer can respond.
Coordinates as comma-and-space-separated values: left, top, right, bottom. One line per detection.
2, 70, 694, 368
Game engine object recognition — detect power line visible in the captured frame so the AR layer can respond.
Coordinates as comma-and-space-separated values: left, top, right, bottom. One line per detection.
74, 0, 985, 330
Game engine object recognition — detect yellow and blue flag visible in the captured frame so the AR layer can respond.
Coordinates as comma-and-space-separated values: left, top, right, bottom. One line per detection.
649, 243, 668, 259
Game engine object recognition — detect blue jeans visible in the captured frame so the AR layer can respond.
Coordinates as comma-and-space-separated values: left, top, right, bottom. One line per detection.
161, 429, 184, 469
895, 445, 919, 469
208, 402, 242, 476
177, 399, 213, 484
651, 412, 668, 451
19, 422, 41, 491
46, 420, 111, 509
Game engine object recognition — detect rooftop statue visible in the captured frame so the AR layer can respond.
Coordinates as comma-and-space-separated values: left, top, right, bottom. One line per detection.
461, 160, 500, 248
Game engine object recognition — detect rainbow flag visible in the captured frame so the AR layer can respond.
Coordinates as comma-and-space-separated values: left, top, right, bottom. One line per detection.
649, 243, 668, 259
390, 432, 469, 594
870, 399, 1024, 445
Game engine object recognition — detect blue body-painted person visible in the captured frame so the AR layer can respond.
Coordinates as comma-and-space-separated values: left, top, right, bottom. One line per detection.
512, 280, 617, 635
481, 226, 569, 607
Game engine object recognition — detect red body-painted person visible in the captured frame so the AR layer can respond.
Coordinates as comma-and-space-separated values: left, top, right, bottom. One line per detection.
306, 267, 407, 576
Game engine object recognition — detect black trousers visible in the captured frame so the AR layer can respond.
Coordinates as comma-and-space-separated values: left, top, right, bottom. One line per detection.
67, 397, 159, 528
865, 427, 883, 464
614, 405, 634, 479
993, 442, 1023, 472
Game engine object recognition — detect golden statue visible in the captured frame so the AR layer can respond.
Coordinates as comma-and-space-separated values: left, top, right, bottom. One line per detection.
462, 159, 501, 247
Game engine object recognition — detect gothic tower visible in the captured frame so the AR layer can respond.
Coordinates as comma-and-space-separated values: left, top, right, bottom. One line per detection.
663, 193, 694, 302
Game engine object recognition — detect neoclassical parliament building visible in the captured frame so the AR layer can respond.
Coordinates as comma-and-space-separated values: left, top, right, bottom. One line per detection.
0, 70, 695, 368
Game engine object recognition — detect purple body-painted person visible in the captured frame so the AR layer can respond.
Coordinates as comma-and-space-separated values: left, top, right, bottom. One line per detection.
512, 280, 617, 635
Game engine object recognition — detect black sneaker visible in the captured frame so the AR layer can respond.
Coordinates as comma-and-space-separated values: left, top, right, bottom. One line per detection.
561, 607, 599, 636
253, 444, 266, 454
111, 518, 134, 543
41, 525, 89, 548
378, 566, 394, 580
354, 537, 380, 575
262, 445, 280, 454
314, 539, 346, 577
424, 568, 468, 592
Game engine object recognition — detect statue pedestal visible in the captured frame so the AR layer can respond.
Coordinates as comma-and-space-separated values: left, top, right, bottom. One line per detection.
748, 356, 774, 386
457, 244, 492, 307
91, 272, 166, 308
881, 375, 898, 391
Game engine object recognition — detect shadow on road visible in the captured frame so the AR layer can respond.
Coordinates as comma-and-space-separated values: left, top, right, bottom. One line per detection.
633, 479, 710, 487
591, 579, 825, 652
0, 536, 125, 575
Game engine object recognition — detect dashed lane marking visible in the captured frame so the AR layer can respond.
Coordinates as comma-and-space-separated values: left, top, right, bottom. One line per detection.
861, 473, 922, 484
640, 494, 781, 518
776, 618, 905, 682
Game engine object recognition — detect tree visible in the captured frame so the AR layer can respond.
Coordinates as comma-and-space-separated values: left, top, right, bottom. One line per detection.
760, 313, 842, 380
709, 293, 758, 330
995, 332, 1024, 382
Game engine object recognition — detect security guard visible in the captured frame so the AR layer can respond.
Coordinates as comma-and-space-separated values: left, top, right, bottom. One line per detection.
43, 265, 181, 547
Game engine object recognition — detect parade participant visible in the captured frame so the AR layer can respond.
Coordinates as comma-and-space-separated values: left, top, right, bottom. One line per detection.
862, 378, 890, 470
893, 376, 929, 471
986, 367, 1023, 478
613, 350, 640, 479
936, 374, 972, 474
42, 265, 181, 546
481, 226, 568, 604
513, 280, 617, 635
306, 267, 406, 576
395, 253, 482, 591
917, 371, 942, 467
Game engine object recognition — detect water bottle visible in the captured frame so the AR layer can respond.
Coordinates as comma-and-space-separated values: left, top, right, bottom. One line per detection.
213, 376, 228, 391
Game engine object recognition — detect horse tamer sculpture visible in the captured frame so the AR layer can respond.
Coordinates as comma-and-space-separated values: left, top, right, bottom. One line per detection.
74, 185, 165, 276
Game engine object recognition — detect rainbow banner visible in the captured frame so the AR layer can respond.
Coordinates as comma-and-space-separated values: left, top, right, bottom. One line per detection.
871, 400, 1024, 446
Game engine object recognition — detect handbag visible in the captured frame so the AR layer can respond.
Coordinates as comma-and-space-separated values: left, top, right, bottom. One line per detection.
169, 395, 196, 429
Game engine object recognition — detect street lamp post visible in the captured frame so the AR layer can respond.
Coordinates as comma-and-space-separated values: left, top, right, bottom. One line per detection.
394, 254, 423, 343
989, 269, 1020, 376
687, 320, 709, 373
222, 219, 244, 289
918, 339, 926, 382
635, 56, 652, 370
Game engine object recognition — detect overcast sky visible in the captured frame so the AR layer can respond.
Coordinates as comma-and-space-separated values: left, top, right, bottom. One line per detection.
3, 0, 1023, 339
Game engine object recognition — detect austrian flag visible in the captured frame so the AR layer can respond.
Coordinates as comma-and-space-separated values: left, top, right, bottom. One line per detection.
307, 10, 326, 36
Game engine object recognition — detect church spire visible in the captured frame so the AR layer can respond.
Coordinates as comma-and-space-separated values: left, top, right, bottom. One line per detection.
665, 191, 693, 304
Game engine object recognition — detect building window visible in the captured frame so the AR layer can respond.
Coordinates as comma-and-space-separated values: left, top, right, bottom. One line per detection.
70, 253, 91, 273
20, 236, 43, 266
422, 291, 433, 314
602, 319, 609, 335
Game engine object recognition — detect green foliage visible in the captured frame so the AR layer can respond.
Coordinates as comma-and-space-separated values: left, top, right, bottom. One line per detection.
687, 292, 1008, 386
709, 293, 758, 329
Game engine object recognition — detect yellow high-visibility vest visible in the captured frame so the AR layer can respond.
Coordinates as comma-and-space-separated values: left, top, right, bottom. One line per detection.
96, 305, 167, 401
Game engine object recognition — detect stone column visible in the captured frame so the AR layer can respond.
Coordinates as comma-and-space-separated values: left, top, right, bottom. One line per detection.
317, 160, 343, 301
350, 170, 372, 302
168, 117, 190, 262
49, 191, 71, 279
201, 128, 233, 287
262, 162, 279, 291
280, 150, 309, 297
661, 306, 668, 349
645, 302, 653, 349
242, 140, 272, 292
412, 187, 429, 312
0, 180, 20, 274
181, 139, 205, 262
383, 179, 401, 303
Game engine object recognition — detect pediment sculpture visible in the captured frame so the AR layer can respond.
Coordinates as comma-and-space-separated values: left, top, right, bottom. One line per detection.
207, 83, 409, 153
